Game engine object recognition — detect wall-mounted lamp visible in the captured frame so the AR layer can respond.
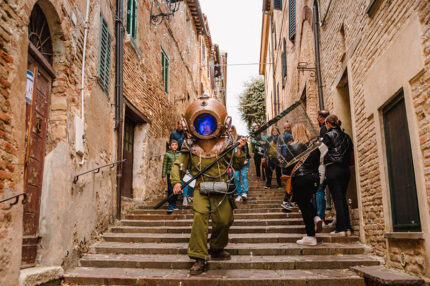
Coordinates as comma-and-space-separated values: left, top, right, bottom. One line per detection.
150, 0, 183, 26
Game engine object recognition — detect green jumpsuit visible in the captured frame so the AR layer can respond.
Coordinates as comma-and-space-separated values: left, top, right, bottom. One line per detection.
170, 149, 245, 260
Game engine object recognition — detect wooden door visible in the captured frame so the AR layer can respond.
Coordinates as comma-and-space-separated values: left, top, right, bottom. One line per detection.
21, 54, 52, 267
121, 118, 135, 198
383, 94, 420, 232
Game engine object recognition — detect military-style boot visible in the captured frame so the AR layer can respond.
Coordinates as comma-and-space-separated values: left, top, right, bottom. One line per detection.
209, 249, 231, 261
189, 259, 208, 275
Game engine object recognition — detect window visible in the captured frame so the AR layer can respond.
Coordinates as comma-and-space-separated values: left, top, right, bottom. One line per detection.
97, 14, 111, 94
281, 38, 287, 87
277, 82, 280, 114
201, 42, 205, 63
161, 49, 169, 94
383, 93, 420, 231
273, 24, 278, 50
289, 0, 296, 40
126, 0, 137, 39
273, 0, 282, 10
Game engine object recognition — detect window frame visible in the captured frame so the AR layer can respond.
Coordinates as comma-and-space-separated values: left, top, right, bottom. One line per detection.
126, 0, 138, 40
97, 13, 112, 94
161, 48, 169, 95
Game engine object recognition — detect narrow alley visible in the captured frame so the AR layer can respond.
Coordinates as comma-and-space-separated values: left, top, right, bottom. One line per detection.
1, 0, 430, 285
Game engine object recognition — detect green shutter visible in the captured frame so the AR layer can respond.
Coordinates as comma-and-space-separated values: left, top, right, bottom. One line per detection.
161, 49, 169, 94
127, 0, 132, 35
273, 0, 282, 10
132, 0, 137, 39
98, 14, 111, 94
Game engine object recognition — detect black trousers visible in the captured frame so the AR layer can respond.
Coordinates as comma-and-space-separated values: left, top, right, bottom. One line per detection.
254, 153, 264, 178
326, 164, 351, 232
167, 174, 178, 207
292, 174, 318, 237
266, 158, 281, 187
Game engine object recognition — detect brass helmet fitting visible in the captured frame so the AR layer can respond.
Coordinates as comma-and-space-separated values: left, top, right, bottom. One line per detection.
181, 94, 232, 140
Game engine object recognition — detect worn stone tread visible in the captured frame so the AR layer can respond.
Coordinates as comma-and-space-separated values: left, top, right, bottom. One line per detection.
125, 212, 303, 220
91, 241, 367, 255
109, 224, 333, 234
65, 267, 365, 285
80, 253, 379, 270
120, 218, 305, 227
102, 232, 359, 244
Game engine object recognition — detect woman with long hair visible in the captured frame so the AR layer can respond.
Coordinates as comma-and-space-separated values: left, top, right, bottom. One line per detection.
229, 126, 250, 202
285, 123, 321, 246
322, 115, 353, 236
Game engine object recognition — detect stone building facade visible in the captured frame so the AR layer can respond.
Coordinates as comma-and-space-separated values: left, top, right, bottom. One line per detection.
0, 0, 222, 285
260, 0, 430, 280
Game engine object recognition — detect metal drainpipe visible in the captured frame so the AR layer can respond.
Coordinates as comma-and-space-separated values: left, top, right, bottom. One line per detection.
115, 0, 124, 219
313, 0, 324, 109
269, 13, 277, 116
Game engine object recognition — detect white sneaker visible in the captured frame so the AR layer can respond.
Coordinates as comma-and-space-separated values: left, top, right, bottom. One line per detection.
296, 236, 317, 246
241, 194, 247, 201
235, 196, 241, 202
188, 197, 193, 203
314, 216, 322, 233
330, 230, 346, 236
183, 197, 188, 207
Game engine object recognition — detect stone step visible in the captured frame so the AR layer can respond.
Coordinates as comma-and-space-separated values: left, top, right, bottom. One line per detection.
129, 207, 296, 215
79, 254, 379, 270
102, 233, 359, 244
91, 241, 368, 256
109, 225, 333, 234
120, 218, 305, 227
64, 267, 366, 286
124, 212, 302, 220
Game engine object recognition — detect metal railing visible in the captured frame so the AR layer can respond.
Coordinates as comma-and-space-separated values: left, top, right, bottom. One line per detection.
73, 160, 126, 183
0, 192, 27, 209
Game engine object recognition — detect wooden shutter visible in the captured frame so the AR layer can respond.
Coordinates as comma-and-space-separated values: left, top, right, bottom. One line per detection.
289, 0, 296, 40
162, 50, 169, 94
276, 82, 280, 114
126, 0, 132, 35
383, 94, 420, 231
273, 0, 282, 10
282, 38, 287, 87
132, 0, 137, 39
98, 15, 111, 94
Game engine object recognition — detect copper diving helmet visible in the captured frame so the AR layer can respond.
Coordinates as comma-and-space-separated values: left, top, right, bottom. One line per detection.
182, 94, 232, 140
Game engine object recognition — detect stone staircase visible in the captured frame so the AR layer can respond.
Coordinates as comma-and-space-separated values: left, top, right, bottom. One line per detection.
65, 172, 379, 285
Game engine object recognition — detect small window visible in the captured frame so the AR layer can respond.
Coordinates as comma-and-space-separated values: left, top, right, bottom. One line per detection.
97, 14, 111, 94
202, 42, 206, 63
273, 24, 277, 50
289, 0, 296, 40
126, 0, 137, 39
273, 0, 282, 10
161, 49, 169, 94
282, 38, 287, 87
277, 82, 280, 114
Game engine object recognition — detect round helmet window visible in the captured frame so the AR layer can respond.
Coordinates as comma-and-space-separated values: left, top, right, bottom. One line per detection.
193, 113, 218, 136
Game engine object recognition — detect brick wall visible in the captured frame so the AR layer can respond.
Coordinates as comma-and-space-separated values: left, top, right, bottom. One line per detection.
319, 0, 430, 278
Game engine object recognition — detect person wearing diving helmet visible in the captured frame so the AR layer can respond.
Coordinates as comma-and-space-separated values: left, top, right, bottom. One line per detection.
170, 94, 247, 275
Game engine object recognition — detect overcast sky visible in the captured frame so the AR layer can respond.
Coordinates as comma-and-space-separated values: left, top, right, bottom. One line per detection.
199, 0, 262, 135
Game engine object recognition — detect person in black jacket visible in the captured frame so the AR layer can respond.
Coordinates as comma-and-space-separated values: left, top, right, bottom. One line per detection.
285, 124, 321, 246
322, 114, 353, 236
262, 127, 283, 189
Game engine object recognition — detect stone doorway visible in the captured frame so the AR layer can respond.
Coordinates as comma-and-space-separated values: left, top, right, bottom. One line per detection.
334, 69, 358, 209
21, 3, 55, 268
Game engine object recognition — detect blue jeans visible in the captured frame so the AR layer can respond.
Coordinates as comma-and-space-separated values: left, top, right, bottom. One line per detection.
183, 185, 194, 197
234, 160, 250, 196
315, 181, 327, 220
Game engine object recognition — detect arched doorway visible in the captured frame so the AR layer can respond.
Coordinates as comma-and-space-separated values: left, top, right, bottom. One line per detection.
21, 2, 56, 268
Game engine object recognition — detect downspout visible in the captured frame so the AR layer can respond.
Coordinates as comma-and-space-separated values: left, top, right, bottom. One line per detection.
313, 0, 324, 109
115, 0, 124, 219
78, 0, 90, 166
269, 13, 277, 116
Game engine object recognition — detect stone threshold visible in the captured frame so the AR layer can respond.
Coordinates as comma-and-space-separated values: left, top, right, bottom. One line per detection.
351, 265, 424, 285
383, 232, 424, 240
19, 266, 63, 286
